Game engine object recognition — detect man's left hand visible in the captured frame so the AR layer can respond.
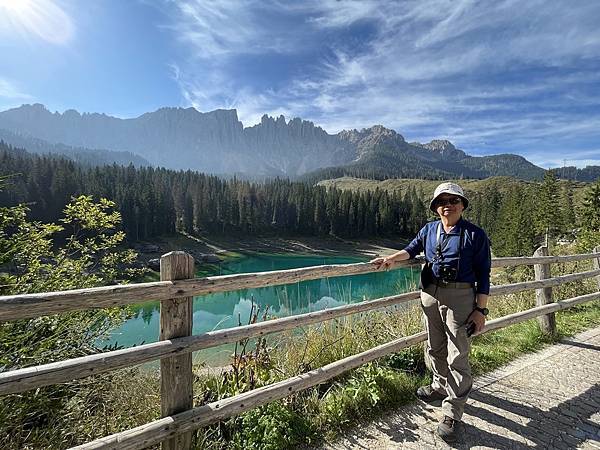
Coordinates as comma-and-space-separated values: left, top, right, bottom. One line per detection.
467, 309, 486, 334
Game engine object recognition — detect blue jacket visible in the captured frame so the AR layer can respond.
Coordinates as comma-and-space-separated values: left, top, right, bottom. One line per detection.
404, 217, 491, 295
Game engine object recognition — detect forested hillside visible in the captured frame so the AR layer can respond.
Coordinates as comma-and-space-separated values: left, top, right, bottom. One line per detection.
319, 175, 589, 256
317, 176, 588, 203
0, 141, 594, 257
0, 129, 150, 167
550, 165, 600, 182
303, 149, 547, 182
0, 142, 428, 241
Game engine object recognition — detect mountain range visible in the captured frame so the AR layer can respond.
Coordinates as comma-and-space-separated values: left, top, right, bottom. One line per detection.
0, 127, 149, 167
0, 103, 596, 181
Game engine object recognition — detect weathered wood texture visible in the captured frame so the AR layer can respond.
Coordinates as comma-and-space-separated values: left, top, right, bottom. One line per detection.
159, 252, 194, 450
489, 269, 600, 296
490, 252, 600, 268
3, 267, 600, 396
71, 331, 429, 450
0, 261, 410, 321
0, 291, 420, 395
594, 246, 600, 290
72, 289, 600, 450
480, 291, 600, 335
3, 253, 600, 322
1, 249, 598, 449
534, 246, 555, 335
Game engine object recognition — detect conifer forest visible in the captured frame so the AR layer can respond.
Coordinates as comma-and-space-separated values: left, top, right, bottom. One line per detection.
0, 141, 595, 258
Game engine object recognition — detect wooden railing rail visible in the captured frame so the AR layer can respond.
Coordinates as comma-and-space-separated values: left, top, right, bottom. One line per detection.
489, 252, 600, 268
2, 252, 599, 322
159, 252, 194, 450
73, 330, 432, 450
0, 291, 420, 395
1, 247, 599, 450
0, 261, 412, 322
74, 289, 600, 450
489, 268, 600, 296
2, 267, 600, 396
534, 246, 555, 334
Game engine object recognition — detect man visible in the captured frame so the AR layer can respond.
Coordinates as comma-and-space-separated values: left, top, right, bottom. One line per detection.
371, 182, 491, 443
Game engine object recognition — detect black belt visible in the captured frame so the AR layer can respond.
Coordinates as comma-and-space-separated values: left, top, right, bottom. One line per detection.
431, 276, 474, 290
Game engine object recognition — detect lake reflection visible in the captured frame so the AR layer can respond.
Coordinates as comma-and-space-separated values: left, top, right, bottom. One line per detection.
103, 254, 419, 365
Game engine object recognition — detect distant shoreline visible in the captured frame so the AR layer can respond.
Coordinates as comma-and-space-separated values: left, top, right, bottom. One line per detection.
134, 232, 410, 266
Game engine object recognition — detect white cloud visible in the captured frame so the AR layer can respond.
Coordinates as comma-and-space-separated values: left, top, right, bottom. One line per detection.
525, 149, 600, 169
164, 0, 600, 168
305, 1, 382, 28
0, 78, 32, 100
0, 0, 75, 45
168, 0, 305, 57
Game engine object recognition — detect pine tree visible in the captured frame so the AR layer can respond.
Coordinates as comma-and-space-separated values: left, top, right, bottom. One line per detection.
559, 183, 576, 237
577, 180, 600, 250
535, 171, 561, 242
313, 187, 328, 235
494, 186, 536, 256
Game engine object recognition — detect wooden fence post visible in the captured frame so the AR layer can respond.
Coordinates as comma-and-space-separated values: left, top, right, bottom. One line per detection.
533, 245, 556, 335
160, 251, 195, 450
594, 246, 600, 291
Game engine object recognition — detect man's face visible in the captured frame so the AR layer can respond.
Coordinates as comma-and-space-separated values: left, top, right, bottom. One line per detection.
435, 194, 464, 219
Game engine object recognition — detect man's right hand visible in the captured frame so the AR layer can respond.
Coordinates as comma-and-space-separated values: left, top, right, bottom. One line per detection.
370, 257, 391, 270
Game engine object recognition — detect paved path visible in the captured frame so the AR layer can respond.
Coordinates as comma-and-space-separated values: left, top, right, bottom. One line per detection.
321, 326, 600, 449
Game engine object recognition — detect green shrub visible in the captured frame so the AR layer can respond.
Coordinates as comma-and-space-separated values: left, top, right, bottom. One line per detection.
0, 195, 154, 449
231, 401, 315, 450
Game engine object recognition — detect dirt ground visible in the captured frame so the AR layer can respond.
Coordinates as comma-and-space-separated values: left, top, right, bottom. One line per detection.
134, 232, 409, 263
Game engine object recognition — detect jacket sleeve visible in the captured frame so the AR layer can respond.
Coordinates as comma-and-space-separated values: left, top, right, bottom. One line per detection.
403, 224, 428, 259
473, 229, 492, 295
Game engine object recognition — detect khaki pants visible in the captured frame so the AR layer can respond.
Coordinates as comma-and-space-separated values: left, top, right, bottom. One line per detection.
421, 284, 475, 420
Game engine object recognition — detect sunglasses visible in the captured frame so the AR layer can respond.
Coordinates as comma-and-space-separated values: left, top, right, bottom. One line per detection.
436, 197, 462, 207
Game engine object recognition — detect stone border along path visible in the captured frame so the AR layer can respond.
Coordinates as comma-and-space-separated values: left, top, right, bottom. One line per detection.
319, 325, 600, 449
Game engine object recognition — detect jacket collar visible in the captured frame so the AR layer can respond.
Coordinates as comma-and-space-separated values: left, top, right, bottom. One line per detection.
438, 217, 464, 235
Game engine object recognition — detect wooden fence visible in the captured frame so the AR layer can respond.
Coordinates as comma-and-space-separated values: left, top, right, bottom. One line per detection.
1, 246, 600, 449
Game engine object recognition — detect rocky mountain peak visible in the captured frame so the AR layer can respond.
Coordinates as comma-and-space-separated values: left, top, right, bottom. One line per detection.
5, 103, 50, 120
62, 109, 81, 120
152, 106, 200, 117
368, 125, 404, 140
418, 139, 466, 160
211, 108, 241, 124
336, 125, 409, 161
26, 103, 49, 113
338, 125, 405, 144
424, 139, 455, 151
0, 103, 550, 180
144, 106, 240, 123
258, 114, 292, 129
336, 128, 361, 144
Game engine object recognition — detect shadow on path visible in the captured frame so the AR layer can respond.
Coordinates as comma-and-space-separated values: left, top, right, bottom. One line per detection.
558, 340, 600, 352
337, 404, 439, 448
335, 383, 600, 449
457, 383, 600, 449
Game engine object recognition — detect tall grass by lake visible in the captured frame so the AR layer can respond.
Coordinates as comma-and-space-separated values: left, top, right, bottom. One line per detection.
103, 253, 420, 366
3, 246, 599, 449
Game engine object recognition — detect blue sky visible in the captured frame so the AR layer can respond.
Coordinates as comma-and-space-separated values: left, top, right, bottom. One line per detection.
1, 0, 599, 168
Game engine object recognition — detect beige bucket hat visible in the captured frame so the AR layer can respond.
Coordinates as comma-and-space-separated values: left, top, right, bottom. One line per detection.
429, 182, 469, 211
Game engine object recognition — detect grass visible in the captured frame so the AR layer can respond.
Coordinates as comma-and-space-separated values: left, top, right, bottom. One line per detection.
191, 247, 600, 449
0, 366, 160, 450
4, 245, 599, 449
188, 294, 600, 449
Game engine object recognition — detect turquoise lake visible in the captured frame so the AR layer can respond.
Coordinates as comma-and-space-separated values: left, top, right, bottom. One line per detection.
103, 253, 420, 365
